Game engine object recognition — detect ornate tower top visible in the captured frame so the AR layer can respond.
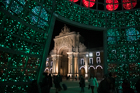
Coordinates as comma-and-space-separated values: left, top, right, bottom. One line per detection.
60, 24, 70, 34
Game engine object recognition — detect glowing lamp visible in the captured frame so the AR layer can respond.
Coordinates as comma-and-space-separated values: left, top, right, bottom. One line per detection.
82, 0, 95, 8
69, 0, 79, 2
106, 0, 119, 11
122, 0, 137, 10
89, 53, 93, 57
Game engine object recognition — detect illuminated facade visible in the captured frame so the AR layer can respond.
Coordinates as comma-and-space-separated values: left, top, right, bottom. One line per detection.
44, 25, 104, 79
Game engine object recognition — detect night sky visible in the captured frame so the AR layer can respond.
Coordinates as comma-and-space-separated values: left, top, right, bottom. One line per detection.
48, 19, 103, 53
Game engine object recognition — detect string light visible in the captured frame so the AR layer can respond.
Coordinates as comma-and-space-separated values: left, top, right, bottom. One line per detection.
69, 0, 79, 2
122, 0, 137, 10
106, 0, 119, 11
82, 0, 96, 8
0, 0, 140, 92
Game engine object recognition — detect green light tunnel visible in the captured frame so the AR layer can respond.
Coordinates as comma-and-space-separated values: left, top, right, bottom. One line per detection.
0, 0, 140, 92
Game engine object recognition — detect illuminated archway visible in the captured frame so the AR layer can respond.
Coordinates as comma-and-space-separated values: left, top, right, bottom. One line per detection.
96, 66, 103, 80
80, 66, 85, 70
96, 65, 103, 69
81, 67, 85, 77
89, 67, 95, 77
88, 66, 96, 69
59, 48, 69, 76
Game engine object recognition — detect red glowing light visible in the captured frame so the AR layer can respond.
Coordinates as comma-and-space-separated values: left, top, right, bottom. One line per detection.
122, 0, 137, 10
106, 0, 119, 11
69, 0, 79, 2
82, 0, 95, 8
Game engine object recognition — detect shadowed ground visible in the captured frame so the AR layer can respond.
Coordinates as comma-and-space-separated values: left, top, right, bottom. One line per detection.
50, 79, 100, 93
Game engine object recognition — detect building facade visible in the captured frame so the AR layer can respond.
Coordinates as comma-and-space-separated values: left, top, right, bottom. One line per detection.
44, 25, 104, 79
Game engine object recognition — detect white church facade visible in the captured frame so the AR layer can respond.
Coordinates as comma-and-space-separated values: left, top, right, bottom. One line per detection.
44, 25, 104, 80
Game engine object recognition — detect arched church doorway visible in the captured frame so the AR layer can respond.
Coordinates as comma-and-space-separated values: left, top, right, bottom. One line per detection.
89, 67, 95, 77
59, 49, 68, 77
96, 67, 103, 80
81, 68, 85, 77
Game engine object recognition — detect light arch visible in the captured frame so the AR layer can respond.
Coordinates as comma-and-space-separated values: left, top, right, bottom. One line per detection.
79, 66, 85, 70
96, 65, 103, 69
88, 66, 96, 69
58, 46, 70, 55
44, 68, 49, 72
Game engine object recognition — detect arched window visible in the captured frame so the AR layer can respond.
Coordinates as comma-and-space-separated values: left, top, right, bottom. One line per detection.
81, 58, 84, 65
51, 61, 53, 66
89, 58, 93, 65
46, 62, 49, 66
96, 57, 101, 64
46, 58, 49, 61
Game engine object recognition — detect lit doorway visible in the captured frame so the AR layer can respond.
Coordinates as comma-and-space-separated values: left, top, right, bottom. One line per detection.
96, 67, 103, 80
81, 68, 85, 77
89, 67, 95, 77
60, 49, 68, 77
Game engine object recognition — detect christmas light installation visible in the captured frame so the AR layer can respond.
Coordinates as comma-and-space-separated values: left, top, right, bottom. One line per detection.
122, 0, 137, 10
69, 0, 79, 2
106, 0, 119, 11
107, 29, 120, 44
2, 0, 26, 14
30, 6, 48, 28
2, 0, 10, 8
82, 0, 95, 8
126, 28, 139, 41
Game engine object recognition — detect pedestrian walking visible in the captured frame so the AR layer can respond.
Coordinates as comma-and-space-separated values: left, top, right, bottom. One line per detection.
89, 75, 98, 93
79, 75, 85, 93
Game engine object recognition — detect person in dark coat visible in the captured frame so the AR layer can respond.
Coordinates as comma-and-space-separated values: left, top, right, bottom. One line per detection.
122, 79, 134, 93
135, 78, 140, 93
79, 75, 85, 93
27, 80, 39, 93
75, 75, 77, 81
97, 74, 112, 93
68, 75, 70, 80
108, 72, 116, 92
58, 72, 62, 82
54, 74, 62, 93
48, 74, 53, 93
41, 73, 49, 93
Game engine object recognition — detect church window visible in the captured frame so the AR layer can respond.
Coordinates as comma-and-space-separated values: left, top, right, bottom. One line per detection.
96, 52, 100, 56
51, 61, 53, 66
96, 57, 101, 64
46, 62, 49, 66
46, 58, 49, 61
81, 58, 84, 65
89, 58, 93, 65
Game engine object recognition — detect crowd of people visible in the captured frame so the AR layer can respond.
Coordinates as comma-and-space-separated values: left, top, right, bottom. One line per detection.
27, 72, 140, 93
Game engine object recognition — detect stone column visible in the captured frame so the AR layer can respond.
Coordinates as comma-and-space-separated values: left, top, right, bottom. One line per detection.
74, 52, 79, 78
84, 55, 88, 78
67, 52, 73, 77
57, 55, 62, 74
52, 54, 57, 75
